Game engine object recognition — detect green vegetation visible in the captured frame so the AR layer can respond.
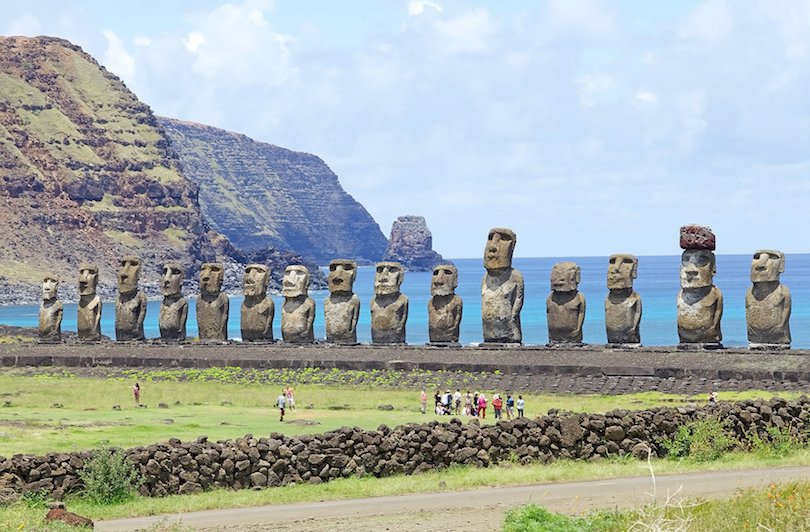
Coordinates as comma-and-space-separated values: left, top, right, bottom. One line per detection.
103, 230, 144, 249
86, 194, 121, 212
163, 227, 189, 247
664, 416, 738, 462
78, 445, 142, 504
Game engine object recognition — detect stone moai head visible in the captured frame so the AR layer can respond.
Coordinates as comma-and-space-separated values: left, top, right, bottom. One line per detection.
607, 254, 638, 290
484, 227, 516, 270
431, 264, 458, 297
551, 262, 581, 292
243, 264, 269, 298
751, 249, 784, 283
42, 274, 59, 301
199, 263, 224, 296
117, 256, 141, 294
78, 264, 99, 296
161, 262, 184, 297
282, 265, 310, 297
375, 262, 404, 295
327, 259, 357, 294
679, 225, 716, 289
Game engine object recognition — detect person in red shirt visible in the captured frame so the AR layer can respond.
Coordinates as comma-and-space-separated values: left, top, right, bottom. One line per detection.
477, 393, 487, 418
492, 394, 503, 419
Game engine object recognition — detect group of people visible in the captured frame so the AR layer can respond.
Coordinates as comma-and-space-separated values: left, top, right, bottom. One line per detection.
422, 389, 525, 419
277, 387, 296, 421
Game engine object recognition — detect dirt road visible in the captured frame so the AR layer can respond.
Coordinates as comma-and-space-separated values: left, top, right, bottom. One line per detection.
95, 466, 810, 531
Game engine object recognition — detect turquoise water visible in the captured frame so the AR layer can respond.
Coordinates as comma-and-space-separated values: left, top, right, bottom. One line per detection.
4, 255, 810, 347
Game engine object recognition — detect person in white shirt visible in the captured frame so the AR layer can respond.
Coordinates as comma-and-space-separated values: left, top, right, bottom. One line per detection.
277, 391, 287, 421
453, 389, 462, 415
517, 395, 525, 418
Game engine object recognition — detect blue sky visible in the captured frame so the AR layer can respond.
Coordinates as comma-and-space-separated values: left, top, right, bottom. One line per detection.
4, 1, 810, 258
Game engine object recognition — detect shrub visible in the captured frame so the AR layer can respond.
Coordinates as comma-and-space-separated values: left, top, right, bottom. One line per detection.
663, 416, 737, 462
747, 425, 804, 458
502, 504, 626, 532
78, 445, 142, 504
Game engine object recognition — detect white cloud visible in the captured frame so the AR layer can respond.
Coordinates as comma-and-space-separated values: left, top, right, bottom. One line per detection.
408, 1, 443, 17
6, 13, 42, 36
102, 30, 135, 81
133, 36, 151, 47
183, 31, 205, 53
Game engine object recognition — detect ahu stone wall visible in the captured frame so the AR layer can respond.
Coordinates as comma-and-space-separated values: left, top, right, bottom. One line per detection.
1, 397, 809, 501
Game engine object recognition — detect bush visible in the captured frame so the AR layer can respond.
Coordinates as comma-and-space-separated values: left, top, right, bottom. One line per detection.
78, 445, 142, 504
747, 425, 804, 458
663, 416, 737, 462
502, 504, 626, 532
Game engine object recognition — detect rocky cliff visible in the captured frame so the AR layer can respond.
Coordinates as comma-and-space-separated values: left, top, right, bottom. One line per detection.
382, 215, 443, 271
0, 36, 319, 302
159, 118, 388, 265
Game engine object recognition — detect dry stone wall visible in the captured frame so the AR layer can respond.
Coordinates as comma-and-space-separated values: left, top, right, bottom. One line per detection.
1, 397, 809, 501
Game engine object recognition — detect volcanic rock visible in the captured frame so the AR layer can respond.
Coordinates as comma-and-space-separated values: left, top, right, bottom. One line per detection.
382, 216, 443, 271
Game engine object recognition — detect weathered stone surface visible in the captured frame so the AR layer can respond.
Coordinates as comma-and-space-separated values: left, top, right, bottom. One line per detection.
115, 256, 146, 341
428, 264, 463, 344
240, 264, 274, 342
371, 262, 408, 344
45, 508, 93, 528
481, 228, 523, 343
324, 259, 360, 344
677, 226, 722, 345
76, 264, 101, 341
382, 216, 443, 272
605, 254, 642, 345
196, 263, 229, 341
38, 274, 62, 342
746, 250, 791, 346
281, 265, 315, 344
547, 262, 586, 344
159, 262, 188, 341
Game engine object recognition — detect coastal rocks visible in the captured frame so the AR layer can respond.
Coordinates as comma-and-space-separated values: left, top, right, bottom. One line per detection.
371, 262, 408, 344
746, 250, 791, 348
677, 225, 723, 348
382, 216, 443, 272
428, 264, 463, 344
546, 262, 586, 345
605, 254, 642, 345
115, 256, 147, 341
481, 228, 524, 344
324, 259, 360, 344
38, 274, 62, 342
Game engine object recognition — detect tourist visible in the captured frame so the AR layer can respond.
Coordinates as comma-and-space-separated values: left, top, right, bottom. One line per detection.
286, 387, 295, 410
517, 395, 525, 418
434, 390, 441, 413
477, 393, 487, 419
505, 394, 515, 419
443, 390, 452, 415
492, 394, 503, 419
453, 389, 462, 415
133, 382, 141, 405
472, 392, 479, 416
709, 391, 718, 405
421, 389, 427, 414
464, 390, 473, 416
277, 390, 287, 421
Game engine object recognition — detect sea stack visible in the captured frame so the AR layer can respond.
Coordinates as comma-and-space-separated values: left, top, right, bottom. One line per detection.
382, 215, 443, 272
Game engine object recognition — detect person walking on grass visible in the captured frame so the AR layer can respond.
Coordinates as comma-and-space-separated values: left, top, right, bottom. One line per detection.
477, 393, 487, 419
133, 382, 141, 405
464, 390, 473, 416
517, 395, 525, 418
286, 387, 295, 410
453, 389, 462, 415
277, 390, 287, 422
492, 394, 503, 419
421, 389, 427, 414
472, 392, 479, 417
506, 394, 515, 419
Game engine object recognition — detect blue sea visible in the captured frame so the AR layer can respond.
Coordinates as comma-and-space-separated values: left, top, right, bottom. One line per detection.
3, 255, 810, 348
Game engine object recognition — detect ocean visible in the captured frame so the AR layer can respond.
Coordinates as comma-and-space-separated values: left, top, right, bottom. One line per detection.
4, 254, 810, 348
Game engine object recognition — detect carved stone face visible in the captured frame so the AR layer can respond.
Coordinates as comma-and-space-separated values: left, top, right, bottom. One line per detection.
680, 249, 715, 289
328, 259, 357, 294
118, 256, 141, 294
375, 262, 404, 295
78, 264, 98, 296
607, 254, 638, 290
431, 264, 458, 297
551, 262, 580, 292
243, 264, 269, 297
42, 275, 58, 301
282, 265, 310, 297
200, 263, 224, 295
161, 262, 184, 297
751, 249, 784, 283
484, 228, 516, 270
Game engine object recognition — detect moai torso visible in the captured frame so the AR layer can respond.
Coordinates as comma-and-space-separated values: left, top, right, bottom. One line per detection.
745, 250, 791, 346
77, 265, 102, 341
38, 275, 62, 342
159, 262, 188, 341
196, 263, 228, 341
281, 265, 315, 343
241, 264, 274, 342
371, 262, 408, 344
324, 260, 360, 344
115, 256, 146, 341
604, 254, 642, 344
481, 228, 523, 343
429, 264, 463, 344
546, 262, 586, 344
677, 225, 723, 345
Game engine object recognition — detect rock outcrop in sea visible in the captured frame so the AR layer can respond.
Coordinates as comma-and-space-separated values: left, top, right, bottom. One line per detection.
382, 216, 443, 271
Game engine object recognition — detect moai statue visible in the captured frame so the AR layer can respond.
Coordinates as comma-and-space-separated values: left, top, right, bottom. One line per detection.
481, 228, 524, 343
38, 274, 63, 342
677, 225, 723, 348
746, 250, 791, 348
159, 262, 188, 341
77, 264, 102, 341
197, 262, 229, 342
371, 261, 408, 344
281, 265, 315, 343
324, 259, 360, 344
546, 262, 586, 344
428, 264, 463, 344
240, 264, 274, 342
115, 256, 147, 341
605, 254, 642, 345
